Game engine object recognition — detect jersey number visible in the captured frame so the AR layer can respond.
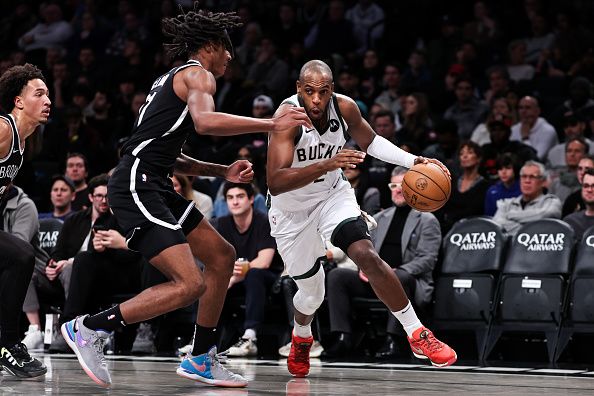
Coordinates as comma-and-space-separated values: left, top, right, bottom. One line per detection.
137, 92, 157, 127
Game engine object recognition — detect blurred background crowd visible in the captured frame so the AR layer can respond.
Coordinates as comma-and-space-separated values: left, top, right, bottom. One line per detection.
2, 0, 594, 360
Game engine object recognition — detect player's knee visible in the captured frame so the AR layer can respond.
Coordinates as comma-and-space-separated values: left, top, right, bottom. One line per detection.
178, 280, 205, 305
219, 241, 236, 275
332, 217, 371, 254
293, 288, 324, 316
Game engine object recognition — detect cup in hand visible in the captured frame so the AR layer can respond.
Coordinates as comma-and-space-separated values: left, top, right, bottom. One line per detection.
237, 258, 250, 276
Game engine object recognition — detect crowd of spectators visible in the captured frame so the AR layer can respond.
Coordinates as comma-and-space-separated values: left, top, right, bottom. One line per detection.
3, 0, 594, 358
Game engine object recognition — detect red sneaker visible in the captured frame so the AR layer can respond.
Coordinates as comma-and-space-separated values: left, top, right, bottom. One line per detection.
287, 333, 313, 377
408, 327, 457, 367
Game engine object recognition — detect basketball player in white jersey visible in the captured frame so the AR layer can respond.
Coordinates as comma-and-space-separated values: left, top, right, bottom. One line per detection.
267, 60, 457, 377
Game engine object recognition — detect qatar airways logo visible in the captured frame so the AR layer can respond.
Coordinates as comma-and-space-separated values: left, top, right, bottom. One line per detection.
517, 233, 566, 251
39, 230, 59, 250
450, 232, 497, 250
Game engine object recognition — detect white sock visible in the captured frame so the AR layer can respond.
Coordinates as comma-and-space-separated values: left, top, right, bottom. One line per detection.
392, 301, 423, 338
293, 319, 312, 338
243, 328, 257, 340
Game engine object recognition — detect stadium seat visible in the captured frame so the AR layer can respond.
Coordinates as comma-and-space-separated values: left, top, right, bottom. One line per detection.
38, 217, 64, 256
432, 217, 506, 361
485, 219, 574, 363
554, 225, 594, 361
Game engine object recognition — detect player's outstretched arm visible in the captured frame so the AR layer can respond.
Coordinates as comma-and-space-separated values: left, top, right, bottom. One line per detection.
174, 152, 254, 183
267, 105, 365, 196
183, 68, 311, 136
338, 95, 450, 178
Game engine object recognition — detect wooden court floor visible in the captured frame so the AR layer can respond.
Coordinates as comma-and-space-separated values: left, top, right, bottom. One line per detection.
2, 353, 594, 395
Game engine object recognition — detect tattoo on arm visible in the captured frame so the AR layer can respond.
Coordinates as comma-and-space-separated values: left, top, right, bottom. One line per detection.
174, 153, 226, 177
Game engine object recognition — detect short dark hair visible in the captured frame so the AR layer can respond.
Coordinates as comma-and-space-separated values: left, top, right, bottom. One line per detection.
566, 136, 589, 153
223, 182, 254, 199
563, 113, 585, 127
51, 174, 75, 192
88, 173, 109, 194
374, 109, 395, 123
0, 63, 46, 112
584, 168, 594, 178
459, 140, 482, 159
66, 152, 89, 170
496, 152, 521, 176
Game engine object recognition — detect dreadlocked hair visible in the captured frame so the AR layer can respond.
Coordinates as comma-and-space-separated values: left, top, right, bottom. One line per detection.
162, 3, 242, 59
0, 63, 45, 113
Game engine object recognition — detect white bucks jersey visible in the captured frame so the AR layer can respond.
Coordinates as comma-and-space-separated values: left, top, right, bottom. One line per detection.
270, 94, 351, 212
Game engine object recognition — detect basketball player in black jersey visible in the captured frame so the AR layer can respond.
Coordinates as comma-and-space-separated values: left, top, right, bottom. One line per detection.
61, 6, 311, 388
0, 64, 49, 378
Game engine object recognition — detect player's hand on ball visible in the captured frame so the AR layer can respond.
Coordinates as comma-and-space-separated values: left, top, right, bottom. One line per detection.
414, 156, 451, 179
226, 160, 254, 183
325, 149, 366, 171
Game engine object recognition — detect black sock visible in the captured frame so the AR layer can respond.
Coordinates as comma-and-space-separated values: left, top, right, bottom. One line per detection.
83, 305, 126, 332
191, 324, 218, 356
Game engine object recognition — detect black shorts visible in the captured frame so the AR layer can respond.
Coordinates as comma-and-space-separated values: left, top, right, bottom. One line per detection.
108, 155, 204, 260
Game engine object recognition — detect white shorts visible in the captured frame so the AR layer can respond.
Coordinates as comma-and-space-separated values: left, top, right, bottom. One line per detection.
269, 186, 361, 278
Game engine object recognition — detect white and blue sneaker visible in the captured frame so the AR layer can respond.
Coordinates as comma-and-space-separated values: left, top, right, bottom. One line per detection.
177, 346, 248, 387
61, 315, 112, 388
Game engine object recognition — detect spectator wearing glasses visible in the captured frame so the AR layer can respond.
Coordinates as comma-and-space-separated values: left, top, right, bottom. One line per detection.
48, 174, 144, 351
562, 155, 594, 217
563, 169, 594, 241
325, 166, 441, 358
493, 161, 562, 236
25, 174, 109, 352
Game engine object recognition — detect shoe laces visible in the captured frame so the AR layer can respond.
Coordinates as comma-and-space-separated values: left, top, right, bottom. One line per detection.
293, 342, 310, 364
231, 338, 251, 349
417, 331, 442, 353
212, 350, 229, 365
7, 343, 33, 363
209, 350, 242, 378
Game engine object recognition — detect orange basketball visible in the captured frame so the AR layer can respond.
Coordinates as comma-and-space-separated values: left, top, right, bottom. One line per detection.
402, 162, 451, 212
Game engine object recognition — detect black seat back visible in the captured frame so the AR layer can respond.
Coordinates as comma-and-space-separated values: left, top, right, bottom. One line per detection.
38, 218, 64, 255
442, 217, 506, 274
573, 225, 594, 277
503, 219, 574, 275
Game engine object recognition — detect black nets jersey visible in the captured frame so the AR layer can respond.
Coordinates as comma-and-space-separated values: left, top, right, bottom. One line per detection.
120, 60, 203, 171
0, 114, 24, 200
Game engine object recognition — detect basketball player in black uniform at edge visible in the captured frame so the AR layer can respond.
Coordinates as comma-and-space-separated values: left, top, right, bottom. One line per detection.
61, 6, 311, 389
0, 64, 49, 378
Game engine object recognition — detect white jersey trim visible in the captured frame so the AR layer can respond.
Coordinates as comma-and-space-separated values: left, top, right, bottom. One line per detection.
130, 157, 181, 230
178, 201, 195, 225
131, 105, 189, 156
0, 115, 22, 163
